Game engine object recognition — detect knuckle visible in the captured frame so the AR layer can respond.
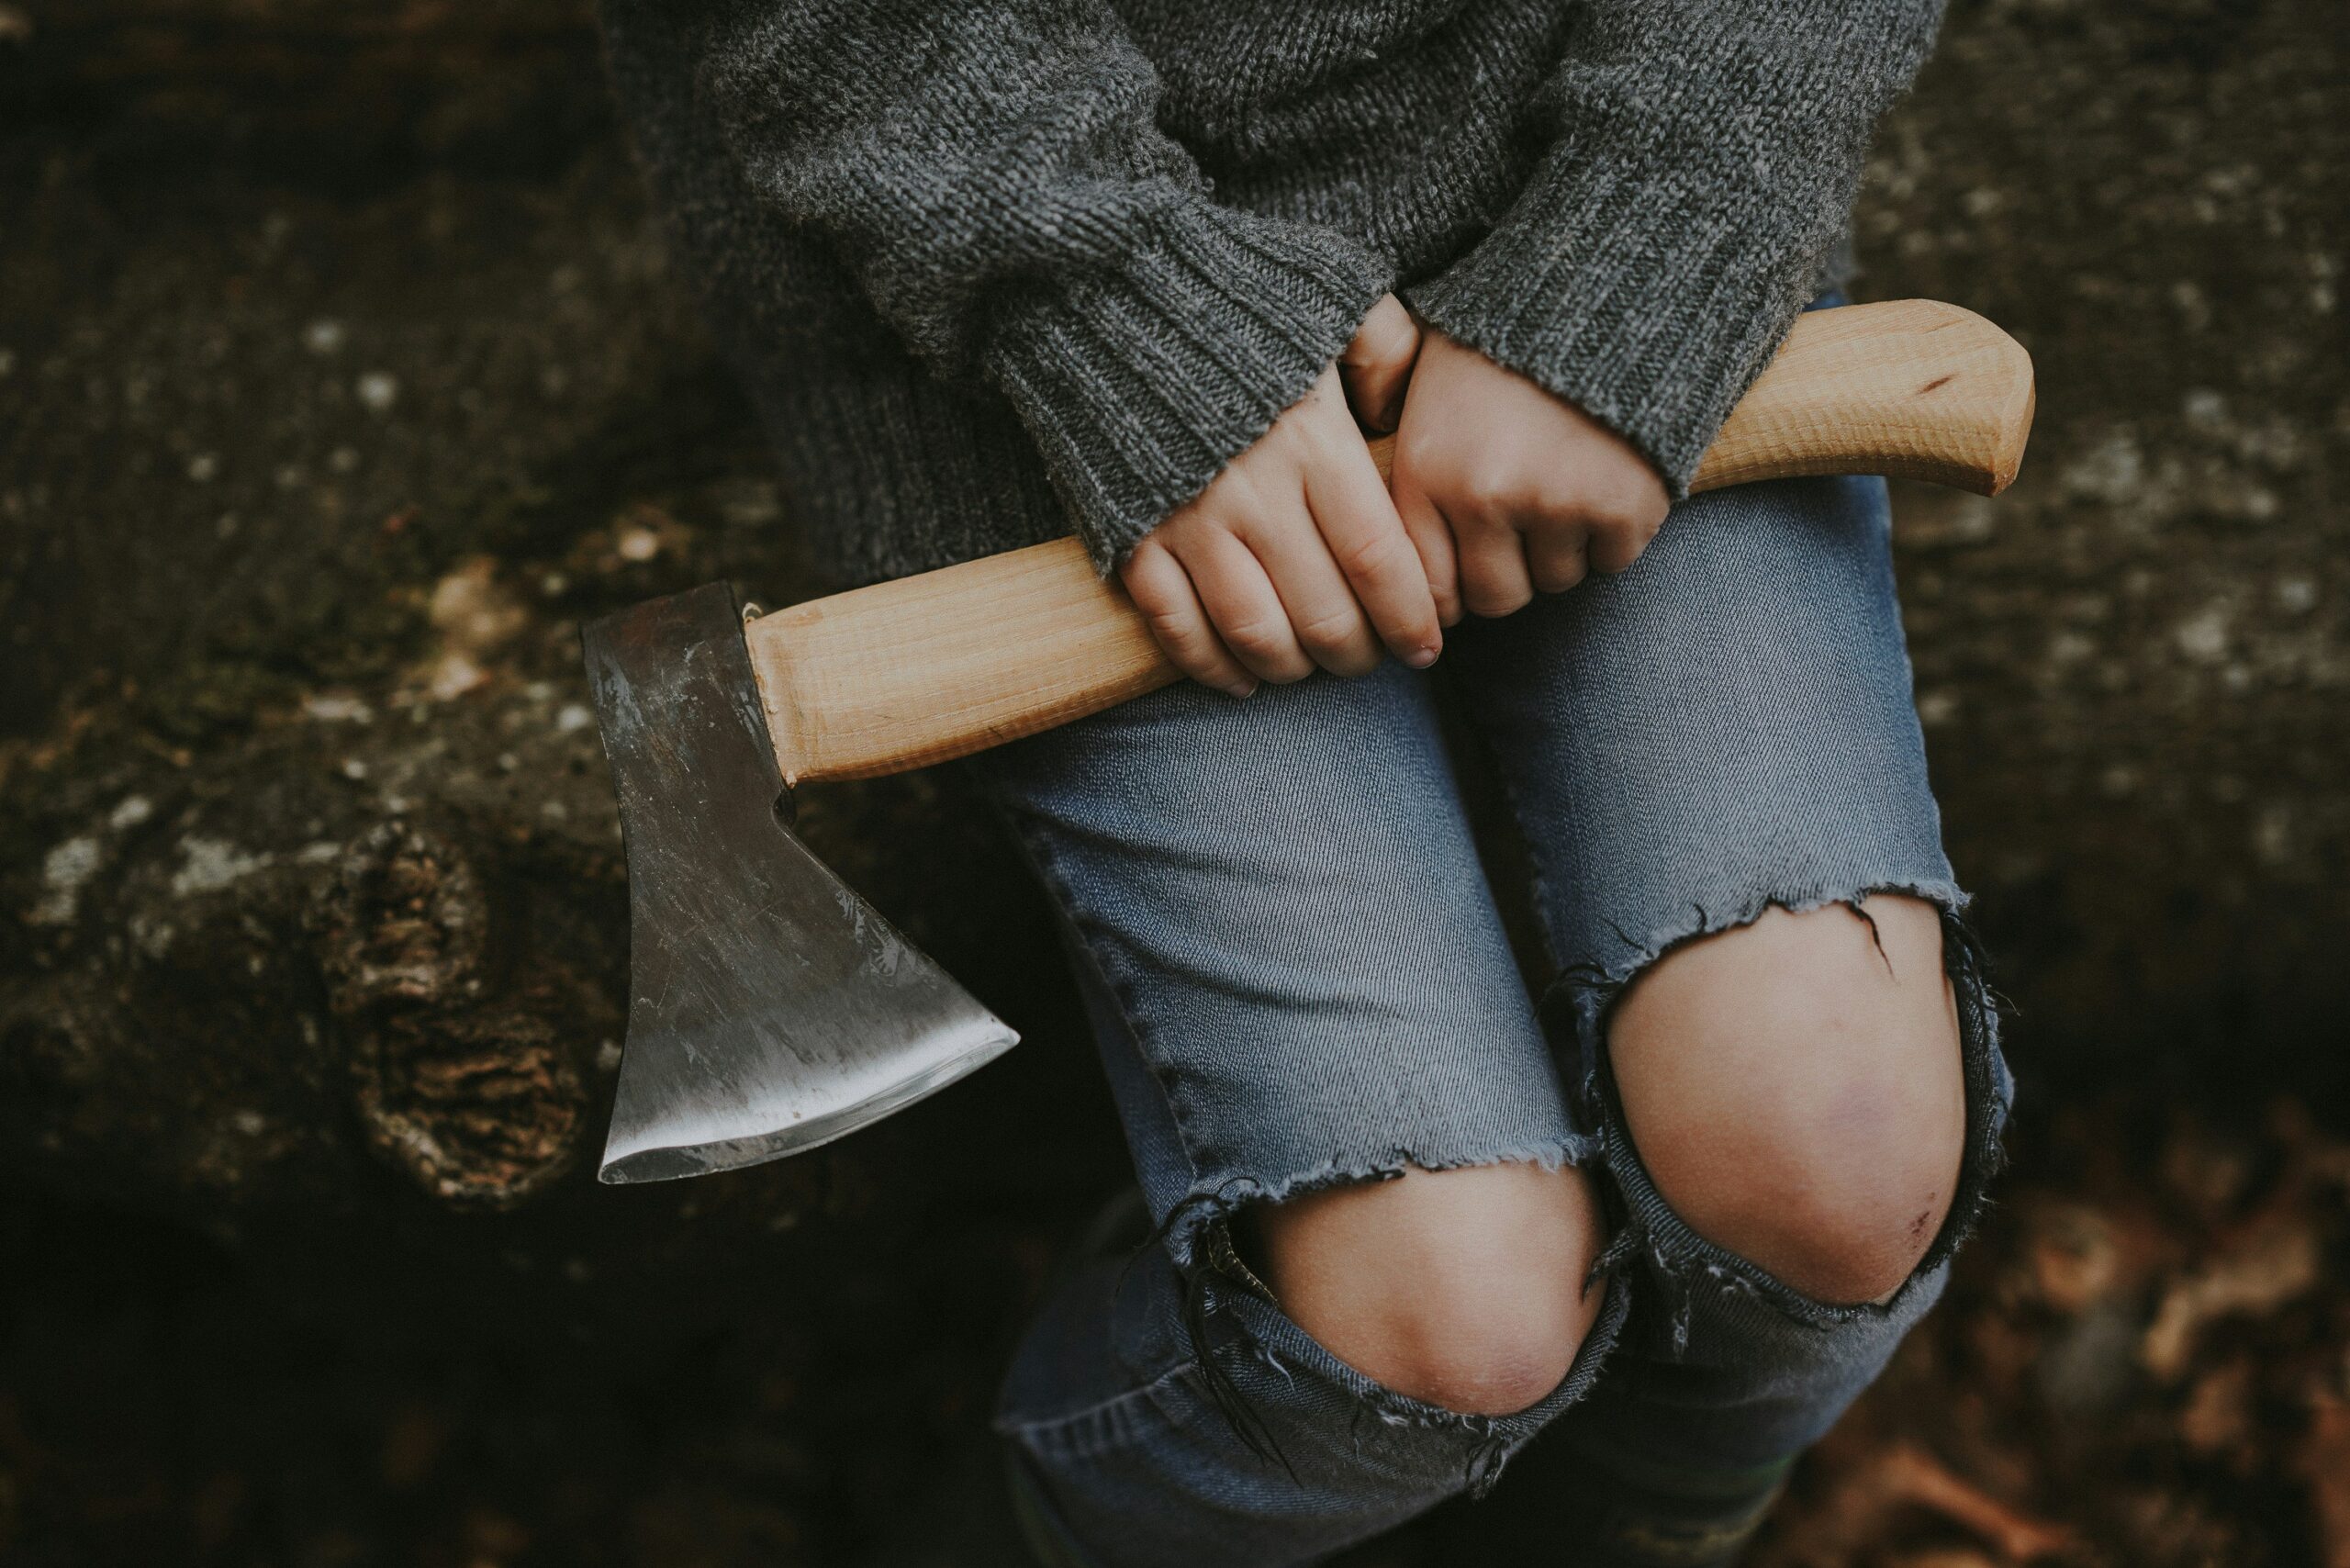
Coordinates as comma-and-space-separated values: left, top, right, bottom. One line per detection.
1460, 563, 1530, 619
1548, 489, 1612, 530
1591, 496, 1644, 533
1366, 332, 1415, 375
1142, 607, 1208, 648
1393, 430, 1446, 485
1219, 617, 1288, 656
1293, 606, 1366, 653
1459, 472, 1512, 511
1592, 535, 1651, 576
1466, 585, 1532, 618
1582, 504, 1662, 573
1332, 526, 1405, 582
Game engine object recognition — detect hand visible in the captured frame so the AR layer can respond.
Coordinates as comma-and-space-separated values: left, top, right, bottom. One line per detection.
1389, 328, 1671, 621
1336, 291, 1422, 433
1120, 304, 1442, 697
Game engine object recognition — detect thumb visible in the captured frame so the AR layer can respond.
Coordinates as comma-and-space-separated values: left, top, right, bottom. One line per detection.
1337, 294, 1421, 434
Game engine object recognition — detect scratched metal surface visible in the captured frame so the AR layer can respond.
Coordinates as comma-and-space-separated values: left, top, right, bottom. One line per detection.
580, 583, 1017, 1182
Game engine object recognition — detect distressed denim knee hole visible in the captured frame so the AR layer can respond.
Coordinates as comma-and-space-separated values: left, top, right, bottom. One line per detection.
1154, 1151, 1628, 1493
1241, 1159, 1612, 1417
1607, 896, 1971, 1305
1549, 885, 2013, 1352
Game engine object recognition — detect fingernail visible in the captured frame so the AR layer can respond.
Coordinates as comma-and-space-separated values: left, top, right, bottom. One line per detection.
1226, 679, 1259, 700
1405, 643, 1440, 668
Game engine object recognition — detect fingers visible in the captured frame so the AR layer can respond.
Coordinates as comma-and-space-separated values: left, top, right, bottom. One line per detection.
1391, 476, 1463, 629
1524, 521, 1590, 594
1121, 538, 1258, 698
1182, 525, 1318, 685
1393, 449, 1662, 614
1338, 294, 1422, 433
1237, 492, 1384, 678
1302, 431, 1442, 667
1452, 510, 1536, 618
1584, 488, 1672, 576
1393, 442, 1532, 620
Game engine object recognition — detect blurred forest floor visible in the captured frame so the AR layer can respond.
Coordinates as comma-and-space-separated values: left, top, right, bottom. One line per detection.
2, 0, 2346, 1565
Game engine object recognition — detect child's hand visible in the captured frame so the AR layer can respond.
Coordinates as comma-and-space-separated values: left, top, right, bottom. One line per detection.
1389, 329, 1671, 620
1121, 327, 1443, 697
1336, 292, 1422, 433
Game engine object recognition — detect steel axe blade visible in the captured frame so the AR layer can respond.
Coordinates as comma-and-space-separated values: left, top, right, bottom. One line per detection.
582, 582, 1015, 1183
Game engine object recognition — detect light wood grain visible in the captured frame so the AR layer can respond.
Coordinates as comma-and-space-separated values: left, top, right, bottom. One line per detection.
752, 299, 2033, 785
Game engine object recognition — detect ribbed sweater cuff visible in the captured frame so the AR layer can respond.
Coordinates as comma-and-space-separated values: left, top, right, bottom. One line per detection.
986, 204, 1390, 573
1405, 163, 1835, 499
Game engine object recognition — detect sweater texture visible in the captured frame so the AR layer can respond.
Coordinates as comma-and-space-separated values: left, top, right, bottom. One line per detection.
597, 0, 1943, 588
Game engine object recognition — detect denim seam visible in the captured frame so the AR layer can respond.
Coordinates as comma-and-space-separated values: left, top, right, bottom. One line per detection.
991, 804, 1218, 1212
996, 1359, 1209, 1445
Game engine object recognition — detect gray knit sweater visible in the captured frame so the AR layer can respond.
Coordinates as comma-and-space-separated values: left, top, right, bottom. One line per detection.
598, 0, 1942, 587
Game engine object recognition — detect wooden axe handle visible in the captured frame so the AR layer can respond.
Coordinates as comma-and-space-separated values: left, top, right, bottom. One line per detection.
750, 298, 2033, 786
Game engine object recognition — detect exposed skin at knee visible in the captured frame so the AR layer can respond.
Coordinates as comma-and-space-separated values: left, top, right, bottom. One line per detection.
1609, 895, 1967, 1306
1248, 1161, 1607, 1417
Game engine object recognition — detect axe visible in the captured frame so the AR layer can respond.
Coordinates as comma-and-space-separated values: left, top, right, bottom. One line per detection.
582, 298, 2035, 1184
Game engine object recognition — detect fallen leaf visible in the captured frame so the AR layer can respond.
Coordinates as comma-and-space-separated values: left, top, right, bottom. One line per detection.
424, 652, 488, 701
2143, 1212, 2322, 1381
1775, 1439, 2076, 1566
1873, 1445, 2076, 1563
428, 555, 529, 655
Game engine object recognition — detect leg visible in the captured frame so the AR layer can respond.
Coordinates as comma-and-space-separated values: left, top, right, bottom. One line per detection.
1249, 1160, 1608, 1416
968, 662, 1624, 1567
1611, 895, 1965, 1306
1446, 471, 2011, 1562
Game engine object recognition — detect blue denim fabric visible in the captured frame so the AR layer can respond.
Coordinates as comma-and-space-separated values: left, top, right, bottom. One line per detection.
970, 468, 2011, 1567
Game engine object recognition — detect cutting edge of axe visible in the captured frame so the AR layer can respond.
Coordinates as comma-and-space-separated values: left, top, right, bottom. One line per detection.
584, 297, 2035, 1184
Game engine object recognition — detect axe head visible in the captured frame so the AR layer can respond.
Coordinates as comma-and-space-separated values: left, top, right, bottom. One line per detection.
582, 583, 1016, 1184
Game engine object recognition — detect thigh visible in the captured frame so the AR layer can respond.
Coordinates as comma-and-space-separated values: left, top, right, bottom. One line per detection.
1448, 472, 1959, 991
968, 660, 1588, 1260
1451, 469, 2013, 1349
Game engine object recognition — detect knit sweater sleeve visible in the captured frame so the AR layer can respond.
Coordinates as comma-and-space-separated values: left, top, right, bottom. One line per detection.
1404, 0, 1945, 497
666, 0, 1390, 570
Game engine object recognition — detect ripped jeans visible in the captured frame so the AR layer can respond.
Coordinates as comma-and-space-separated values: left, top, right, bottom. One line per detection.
970, 471, 2012, 1567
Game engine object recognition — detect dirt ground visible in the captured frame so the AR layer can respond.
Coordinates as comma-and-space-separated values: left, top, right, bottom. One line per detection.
2, 0, 2345, 1564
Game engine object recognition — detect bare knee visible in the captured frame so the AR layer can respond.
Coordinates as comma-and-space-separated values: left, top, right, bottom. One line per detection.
1610, 896, 1968, 1305
1249, 1161, 1607, 1417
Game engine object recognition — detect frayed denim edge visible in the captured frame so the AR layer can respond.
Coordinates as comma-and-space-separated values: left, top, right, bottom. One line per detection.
1155, 1138, 1625, 1497
1545, 879, 2014, 1355
1211, 1244, 1632, 1499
